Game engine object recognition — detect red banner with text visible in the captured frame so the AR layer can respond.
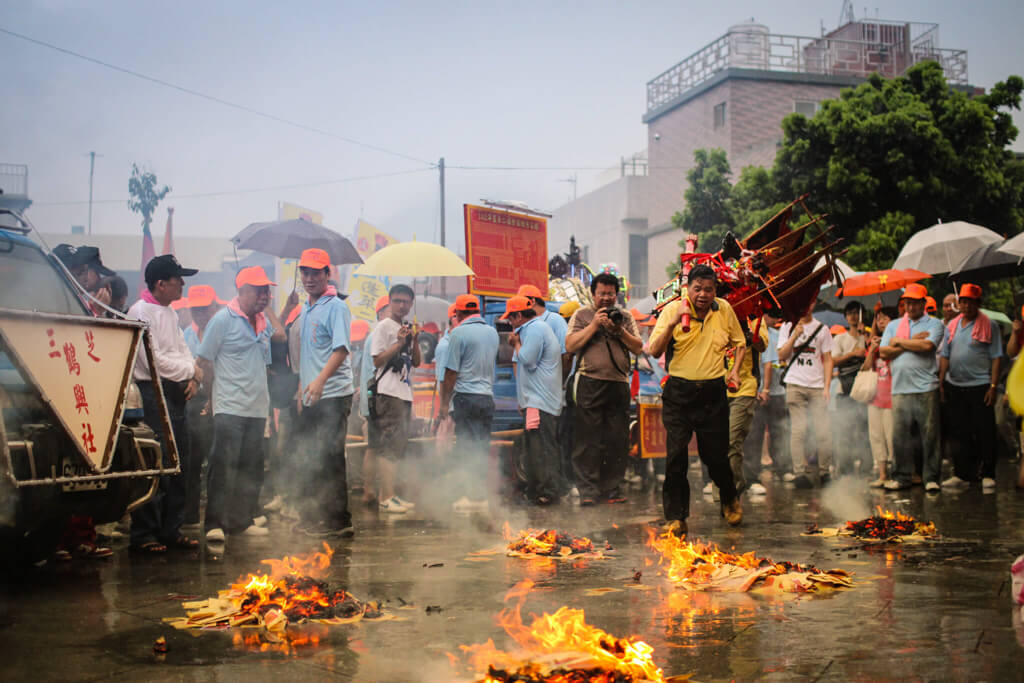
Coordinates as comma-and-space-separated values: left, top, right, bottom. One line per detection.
464, 204, 548, 298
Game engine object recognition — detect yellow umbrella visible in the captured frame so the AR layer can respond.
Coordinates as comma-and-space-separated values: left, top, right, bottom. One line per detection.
354, 241, 474, 277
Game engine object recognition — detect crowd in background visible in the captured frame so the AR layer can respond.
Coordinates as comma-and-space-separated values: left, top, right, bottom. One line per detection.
47, 241, 1024, 557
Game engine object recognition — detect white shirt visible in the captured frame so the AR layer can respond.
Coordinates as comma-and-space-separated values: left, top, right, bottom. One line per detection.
778, 320, 832, 389
128, 299, 195, 382
370, 318, 413, 402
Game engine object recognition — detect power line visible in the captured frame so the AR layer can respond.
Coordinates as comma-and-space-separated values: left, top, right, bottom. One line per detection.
32, 167, 432, 207
0, 26, 433, 166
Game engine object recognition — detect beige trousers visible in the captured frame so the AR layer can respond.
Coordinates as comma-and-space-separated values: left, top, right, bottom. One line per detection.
867, 404, 893, 474
785, 384, 832, 475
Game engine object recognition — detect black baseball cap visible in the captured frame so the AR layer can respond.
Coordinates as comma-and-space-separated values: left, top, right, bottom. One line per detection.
145, 254, 198, 284
53, 243, 116, 277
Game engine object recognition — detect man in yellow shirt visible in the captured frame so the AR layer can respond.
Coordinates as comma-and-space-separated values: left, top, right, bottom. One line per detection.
648, 265, 746, 536
723, 318, 768, 495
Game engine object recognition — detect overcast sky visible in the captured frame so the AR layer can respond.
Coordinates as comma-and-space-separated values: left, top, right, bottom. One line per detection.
3, 0, 1022, 254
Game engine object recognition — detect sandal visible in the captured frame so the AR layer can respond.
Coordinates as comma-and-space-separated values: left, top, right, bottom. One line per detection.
131, 541, 167, 554
167, 536, 199, 549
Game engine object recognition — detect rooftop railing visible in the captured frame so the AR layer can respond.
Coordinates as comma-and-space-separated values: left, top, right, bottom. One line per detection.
0, 163, 28, 197
646, 29, 968, 113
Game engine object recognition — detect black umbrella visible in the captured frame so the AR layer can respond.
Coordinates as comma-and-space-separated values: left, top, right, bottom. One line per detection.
949, 239, 1021, 282
232, 218, 362, 265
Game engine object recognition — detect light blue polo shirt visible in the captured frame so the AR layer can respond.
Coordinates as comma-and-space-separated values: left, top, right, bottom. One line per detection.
197, 306, 274, 418
513, 317, 562, 416
299, 292, 354, 401
940, 318, 1003, 387
358, 329, 376, 418
183, 325, 200, 356
761, 327, 786, 397
880, 314, 945, 395
445, 315, 499, 396
434, 331, 451, 384
539, 309, 568, 354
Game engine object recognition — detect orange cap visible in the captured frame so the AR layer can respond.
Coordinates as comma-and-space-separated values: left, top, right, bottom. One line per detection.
630, 307, 656, 327
422, 322, 441, 335
298, 248, 331, 270
447, 303, 457, 319
517, 284, 544, 300
455, 294, 480, 313
900, 283, 928, 300
350, 319, 370, 342
830, 324, 847, 335
375, 295, 390, 313
235, 266, 276, 288
500, 295, 532, 320
958, 283, 982, 300
185, 284, 226, 307
171, 298, 189, 310
925, 296, 937, 313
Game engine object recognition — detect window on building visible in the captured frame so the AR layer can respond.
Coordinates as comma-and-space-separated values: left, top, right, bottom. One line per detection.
794, 100, 819, 117
713, 102, 727, 129
628, 234, 648, 298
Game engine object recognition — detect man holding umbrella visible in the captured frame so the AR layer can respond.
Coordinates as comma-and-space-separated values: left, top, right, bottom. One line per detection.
294, 248, 356, 537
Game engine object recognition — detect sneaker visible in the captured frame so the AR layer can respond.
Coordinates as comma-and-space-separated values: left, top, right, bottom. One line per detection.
868, 478, 887, 488
239, 525, 269, 537
982, 477, 996, 490
924, 481, 940, 493
205, 528, 225, 542
702, 482, 713, 495
655, 474, 665, 483
783, 472, 797, 483
662, 519, 687, 537
884, 480, 910, 491
392, 496, 416, 509
569, 486, 580, 498
942, 475, 970, 489
252, 515, 268, 527
263, 494, 284, 512
379, 497, 409, 514
722, 499, 743, 526
747, 482, 767, 496
794, 475, 814, 489
280, 504, 301, 521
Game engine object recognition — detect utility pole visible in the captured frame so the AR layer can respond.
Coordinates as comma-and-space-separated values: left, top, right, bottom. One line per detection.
86, 150, 100, 235
438, 156, 446, 296
558, 173, 577, 201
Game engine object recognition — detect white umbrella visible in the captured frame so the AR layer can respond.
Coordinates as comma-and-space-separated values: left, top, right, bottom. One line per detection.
814, 256, 857, 285
996, 230, 1024, 259
893, 221, 1003, 275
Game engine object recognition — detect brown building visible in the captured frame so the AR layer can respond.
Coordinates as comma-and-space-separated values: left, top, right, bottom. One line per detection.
549, 18, 969, 299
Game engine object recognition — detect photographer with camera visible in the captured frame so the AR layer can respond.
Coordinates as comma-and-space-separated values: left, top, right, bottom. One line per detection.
565, 272, 643, 505
369, 284, 421, 513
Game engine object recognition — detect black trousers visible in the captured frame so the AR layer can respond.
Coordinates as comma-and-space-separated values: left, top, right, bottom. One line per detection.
131, 380, 190, 546
298, 395, 353, 527
184, 397, 213, 525
661, 376, 736, 521
571, 375, 630, 499
743, 394, 790, 478
523, 409, 560, 501
453, 392, 495, 490
945, 383, 997, 480
205, 414, 265, 533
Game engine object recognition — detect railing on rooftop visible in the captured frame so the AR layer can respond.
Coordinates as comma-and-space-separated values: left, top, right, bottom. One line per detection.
0, 164, 28, 196
646, 28, 968, 114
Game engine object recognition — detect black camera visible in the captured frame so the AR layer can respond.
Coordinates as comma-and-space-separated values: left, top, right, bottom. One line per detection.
605, 306, 625, 325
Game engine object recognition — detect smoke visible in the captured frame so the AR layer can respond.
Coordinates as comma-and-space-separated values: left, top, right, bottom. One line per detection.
820, 475, 871, 521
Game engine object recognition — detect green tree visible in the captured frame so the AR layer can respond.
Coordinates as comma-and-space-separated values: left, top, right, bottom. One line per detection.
127, 163, 171, 230
773, 61, 1024, 271
666, 149, 734, 276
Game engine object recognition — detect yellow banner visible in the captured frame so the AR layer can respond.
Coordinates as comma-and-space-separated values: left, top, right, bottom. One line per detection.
0, 311, 142, 472
347, 273, 389, 322
278, 202, 323, 224
354, 219, 398, 257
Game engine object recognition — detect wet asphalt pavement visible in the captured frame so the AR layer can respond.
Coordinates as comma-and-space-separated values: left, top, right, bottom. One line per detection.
2, 460, 1023, 682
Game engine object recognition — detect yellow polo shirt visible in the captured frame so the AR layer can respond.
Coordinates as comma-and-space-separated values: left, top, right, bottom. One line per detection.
652, 291, 746, 381
726, 321, 770, 397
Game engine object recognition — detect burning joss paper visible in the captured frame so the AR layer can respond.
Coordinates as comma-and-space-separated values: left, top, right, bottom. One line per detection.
844, 507, 938, 542
503, 522, 608, 560
646, 529, 852, 593
453, 580, 668, 683
166, 543, 385, 634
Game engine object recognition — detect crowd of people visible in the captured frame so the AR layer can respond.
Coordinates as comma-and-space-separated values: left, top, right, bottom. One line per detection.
49, 242, 1024, 553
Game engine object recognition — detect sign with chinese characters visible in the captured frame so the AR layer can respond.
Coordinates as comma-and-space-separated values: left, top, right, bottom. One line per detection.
464, 204, 548, 298
346, 219, 399, 322
638, 403, 667, 459
0, 309, 142, 472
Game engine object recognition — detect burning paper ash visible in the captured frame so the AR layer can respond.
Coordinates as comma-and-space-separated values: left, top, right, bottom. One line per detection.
503, 522, 607, 559
452, 580, 668, 682
165, 543, 387, 637
646, 529, 852, 593
802, 507, 938, 543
